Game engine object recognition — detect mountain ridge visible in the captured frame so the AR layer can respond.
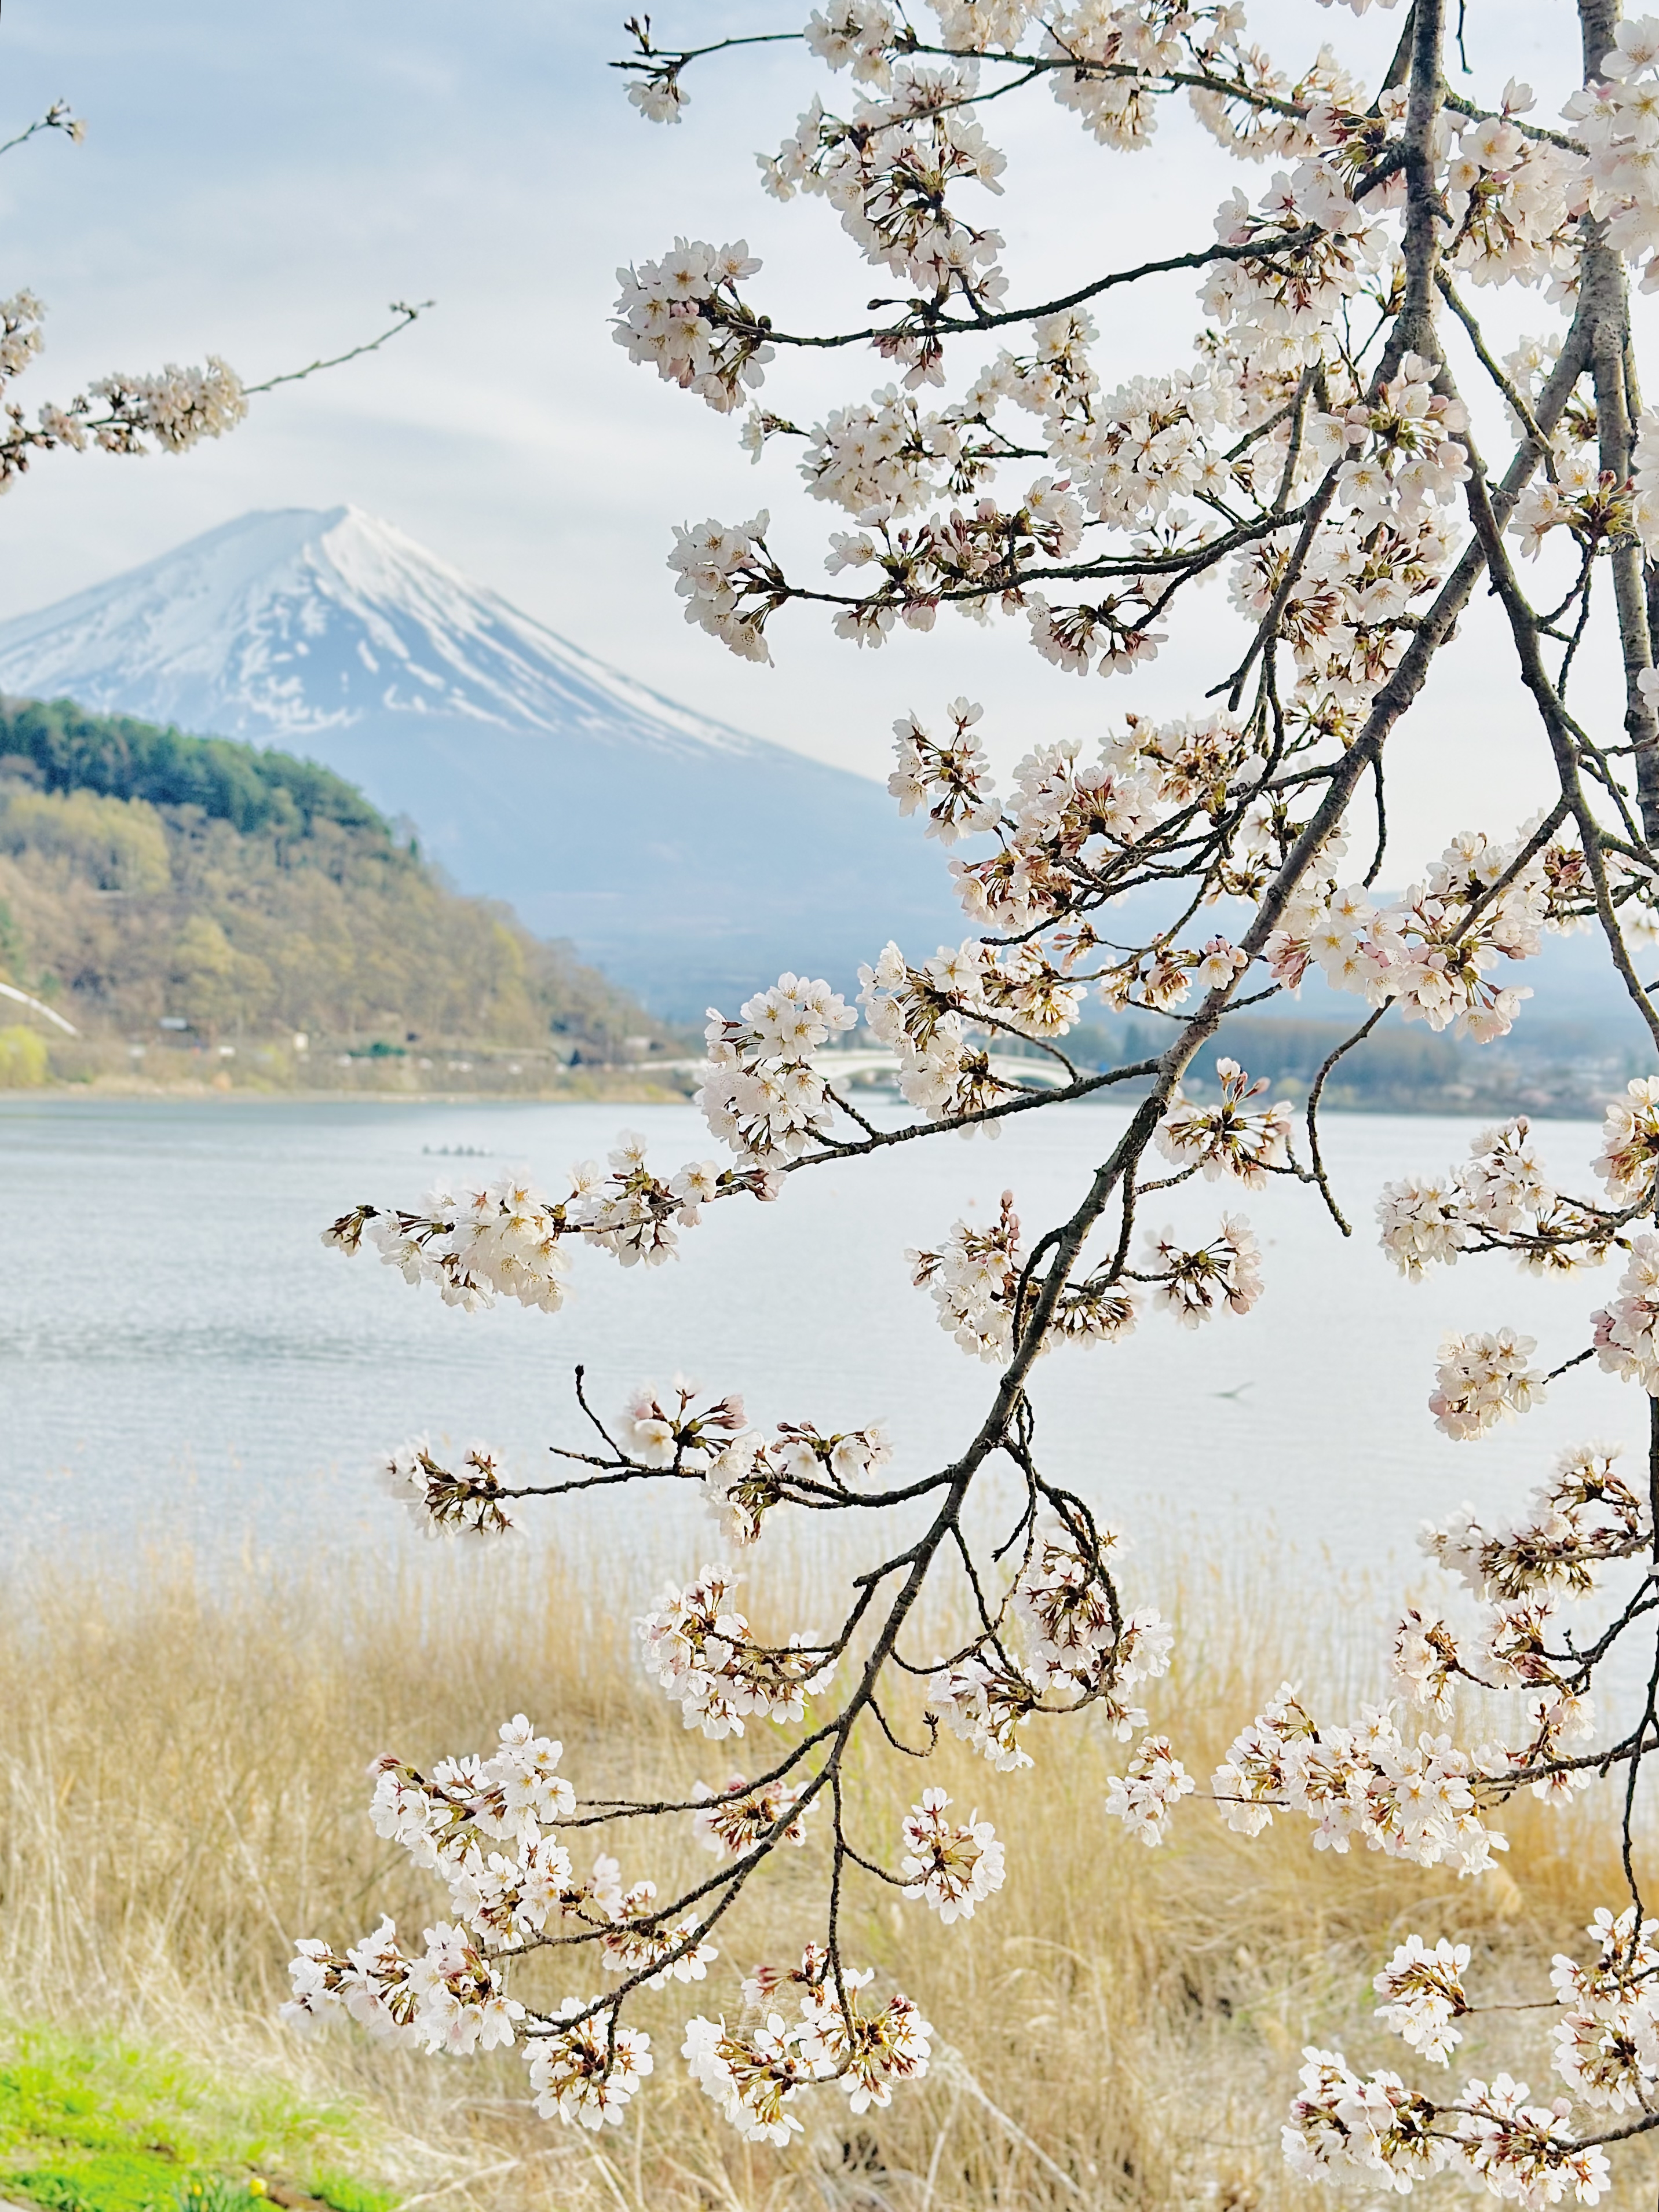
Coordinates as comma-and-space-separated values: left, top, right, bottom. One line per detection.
0, 696, 662, 1086
0, 507, 962, 1013
0, 506, 773, 756
1, 506, 1632, 1032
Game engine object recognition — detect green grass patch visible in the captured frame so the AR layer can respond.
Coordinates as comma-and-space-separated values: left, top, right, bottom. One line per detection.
0, 2024, 398, 2212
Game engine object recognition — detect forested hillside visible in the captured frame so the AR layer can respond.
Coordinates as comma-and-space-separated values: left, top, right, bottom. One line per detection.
0, 698, 664, 1086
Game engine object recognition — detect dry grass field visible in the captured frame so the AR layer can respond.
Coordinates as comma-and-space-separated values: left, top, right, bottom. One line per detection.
2, 1541, 1653, 2211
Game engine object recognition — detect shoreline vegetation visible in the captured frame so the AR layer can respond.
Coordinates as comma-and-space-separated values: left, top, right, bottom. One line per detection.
0, 1063, 700, 1106
0, 1018, 1645, 1117
0, 698, 682, 1099
1, 1546, 1653, 2212
0, 696, 1649, 1117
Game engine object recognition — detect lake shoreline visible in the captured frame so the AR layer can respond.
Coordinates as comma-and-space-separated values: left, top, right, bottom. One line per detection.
0, 1076, 1620, 1117
0, 1088, 1628, 1124
0, 1072, 697, 1106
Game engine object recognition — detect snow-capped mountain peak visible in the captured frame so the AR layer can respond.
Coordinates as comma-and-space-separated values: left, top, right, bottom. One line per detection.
0, 504, 761, 757
0, 507, 958, 1011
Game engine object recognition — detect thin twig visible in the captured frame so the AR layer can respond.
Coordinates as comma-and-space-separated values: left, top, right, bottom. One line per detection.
244, 300, 433, 394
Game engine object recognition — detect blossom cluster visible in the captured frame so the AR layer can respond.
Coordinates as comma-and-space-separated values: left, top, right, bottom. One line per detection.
1511, 448, 1643, 563
666, 511, 786, 661
907, 1189, 1026, 1359
1014, 1511, 1172, 1710
85, 357, 247, 454
907, 1191, 1143, 1360
1203, 158, 1379, 374
887, 696, 1002, 842
619, 1378, 750, 1469
697, 972, 857, 1163
1551, 1906, 1659, 2114
1155, 1058, 1293, 1187
801, 385, 979, 525
1570, 16, 1659, 283
284, 1914, 525, 2060
282, 1716, 672, 2127
1212, 1682, 1507, 1873
703, 1416, 891, 1545
1141, 1214, 1264, 1325
1592, 1235, 1659, 1392
1428, 1327, 1548, 1441
0, 291, 43, 387
635, 1564, 837, 1736
1422, 1443, 1649, 1605
1025, 342, 1247, 540
927, 1654, 1040, 1771
1266, 828, 1548, 1041
1324, 352, 1471, 524
819, 477, 1088, 650
1377, 1116, 1614, 1281
759, 62, 1009, 352
378, 1435, 518, 1540
1442, 102, 1580, 290
529, 2006, 655, 2130
1594, 1076, 1659, 1202
922, 705, 1260, 939
612, 238, 771, 414
1104, 1734, 1197, 1846
899, 1788, 1005, 1921
692, 1774, 811, 1859
1237, 503, 1459, 741
0, 284, 249, 490
1373, 1933, 1471, 2065
858, 936, 1080, 1123
928, 1512, 1172, 1779
684, 1947, 933, 2142
323, 1138, 744, 1314
1285, 2044, 1610, 2203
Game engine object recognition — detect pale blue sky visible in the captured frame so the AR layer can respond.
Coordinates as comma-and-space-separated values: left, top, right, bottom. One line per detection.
0, 0, 1636, 870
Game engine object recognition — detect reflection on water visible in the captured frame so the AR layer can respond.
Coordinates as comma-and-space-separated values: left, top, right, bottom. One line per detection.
0, 1094, 1641, 1601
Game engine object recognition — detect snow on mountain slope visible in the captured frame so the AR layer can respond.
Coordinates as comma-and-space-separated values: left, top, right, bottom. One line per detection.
0, 508, 962, 1011
0, 507, 769, 756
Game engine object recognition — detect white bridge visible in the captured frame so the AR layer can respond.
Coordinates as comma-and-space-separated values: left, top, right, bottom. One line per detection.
652, 1047, 1073, 1090
823, 1048, 1073, 1090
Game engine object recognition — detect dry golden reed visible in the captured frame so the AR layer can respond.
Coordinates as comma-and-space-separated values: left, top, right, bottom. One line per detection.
1, 1540, 1654, 2211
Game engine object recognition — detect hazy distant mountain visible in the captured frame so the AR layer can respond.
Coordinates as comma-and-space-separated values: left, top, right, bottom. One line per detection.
0, 504, 1639, 1036
0, 506, 961, 1013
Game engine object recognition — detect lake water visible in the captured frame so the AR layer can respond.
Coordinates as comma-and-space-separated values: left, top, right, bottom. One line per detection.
1, 1094, 1648, 1628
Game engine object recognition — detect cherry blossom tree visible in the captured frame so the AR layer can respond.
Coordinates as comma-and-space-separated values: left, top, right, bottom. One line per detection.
295, 1, 1659, 2193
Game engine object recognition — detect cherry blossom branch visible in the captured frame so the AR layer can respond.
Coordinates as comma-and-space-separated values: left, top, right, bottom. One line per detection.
286, 0, 1659, 2176
1457, 378, 1659, 1051
243, 299, 433, 394
0, 100, 84, 158
717, 229, 1327, 354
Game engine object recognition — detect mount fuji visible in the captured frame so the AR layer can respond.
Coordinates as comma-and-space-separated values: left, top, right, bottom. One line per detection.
0, 506, 962, 1013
